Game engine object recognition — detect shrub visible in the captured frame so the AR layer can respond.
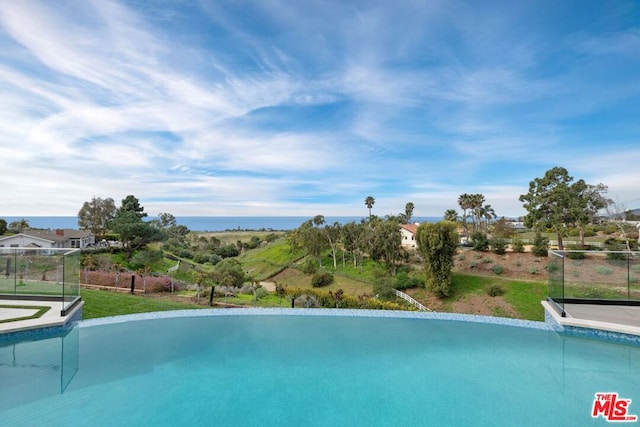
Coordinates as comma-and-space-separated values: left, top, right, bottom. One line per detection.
372, 276, 396, 300
486, 284, 505, 297
254, 287, 268, 300
546, 261, 559, 273
595, 266, 613, 275
482, 257, 493, 264
471, 231, 489, 251
511, 237, 525, 253
606, 251, 628, 261
302, 258, 318, 274
566, 251, 585, 260
490, 238, 507, 255
311, 271, 334, 287
240, 284, 254, 294
531, 232, 549, 257
457, 254, 466, 261
394, 271, 416, 290
192, 253, 210, 264
528, 267, 539, 275
492, 264, 504, 275
469, 261, 477, 269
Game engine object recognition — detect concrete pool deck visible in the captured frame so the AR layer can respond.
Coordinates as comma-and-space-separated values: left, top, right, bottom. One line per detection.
0, 298, 639, 341
0, 299, 82, 334
542, 301, 640, 338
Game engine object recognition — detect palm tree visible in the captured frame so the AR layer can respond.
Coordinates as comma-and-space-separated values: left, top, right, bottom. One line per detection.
444, 209, 458, 222
469, 194, 486, 231
403, 202, 415, 224
457, 194, 473, 235
364, 196, 375, 219
480, 204, 496, 230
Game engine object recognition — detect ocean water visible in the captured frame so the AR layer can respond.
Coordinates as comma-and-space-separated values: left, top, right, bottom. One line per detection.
2, 216, 440, 232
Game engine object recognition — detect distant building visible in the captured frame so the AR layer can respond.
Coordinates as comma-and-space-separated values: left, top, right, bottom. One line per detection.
0, 229, 94, 249
400, 223, 419, 249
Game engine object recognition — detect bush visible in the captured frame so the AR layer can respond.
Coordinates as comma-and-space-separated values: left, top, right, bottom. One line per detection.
531, 232, 549, 257
192, 252, 210, 264
595, 266, 613, 275
395, 272, 425, 290
546, 261, 559, 273
311, 271, 334, 288
492, 264, 504, 275
566, 250, 585, 260
482, 257, 493, 264
528, 267, 539, 275
486, 284, 505, 297
254, 287, 268, 300
490, 238, 507, 255
471, 231, 489, 251
511, 236, 525, 253
372, 276, 396, 300
302, 258, 318, 274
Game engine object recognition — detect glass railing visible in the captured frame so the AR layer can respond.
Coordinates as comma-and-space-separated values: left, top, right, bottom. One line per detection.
0, 247, 81, 315
548, 250, 640, 315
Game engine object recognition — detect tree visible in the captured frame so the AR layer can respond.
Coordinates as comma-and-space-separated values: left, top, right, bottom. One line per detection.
364, 196, 375, 219
78, 197, 116, 240
341, 221, 365, 267
416, 221, 458, 298
571, 183, 611, 247
469, 194, 486, 231
368, 218, 403, 275
519, 167, 609, 250
606, 198, 633, 252
457, 194, 473, 235
443, 209, 458, 222
322, 221, 342, 269
0, 219, 7, 235
109, 211, 166, 259
118, 195, 147, 219
212, 258, 246, 288
9, 219, 29, 233
157, 212, 177, 228
289, 217, 327, 267
479, 204, 496, 230
401, 202, 415, 224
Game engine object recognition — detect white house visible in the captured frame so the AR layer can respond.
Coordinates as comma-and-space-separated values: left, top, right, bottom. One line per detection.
0, 229, 94, 249
400, 223, 419, 249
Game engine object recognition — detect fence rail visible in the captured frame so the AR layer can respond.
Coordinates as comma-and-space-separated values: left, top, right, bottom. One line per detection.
394, 289, 431, 311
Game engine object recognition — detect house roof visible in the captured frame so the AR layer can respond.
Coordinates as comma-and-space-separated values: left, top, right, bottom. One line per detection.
400, 223, 419, 235
0, 232, 61, 244
0, 229, 91, 243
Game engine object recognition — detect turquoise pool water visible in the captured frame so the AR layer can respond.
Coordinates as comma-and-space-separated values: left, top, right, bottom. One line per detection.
1, 312, 639, 426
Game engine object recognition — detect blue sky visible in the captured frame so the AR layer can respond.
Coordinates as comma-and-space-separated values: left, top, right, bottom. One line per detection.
1, 0, 639, 218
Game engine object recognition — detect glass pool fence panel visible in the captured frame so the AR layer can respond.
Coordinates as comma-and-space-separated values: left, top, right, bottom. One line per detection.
62, 249, 81, 313
552, 250, 640, 303
0, 251, 14, 294
0, 249, 80, 307
548, 251, 564, 312
630, 253, 640, 300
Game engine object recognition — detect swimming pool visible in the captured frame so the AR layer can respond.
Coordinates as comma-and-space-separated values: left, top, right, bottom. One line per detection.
1, 309, 639, 426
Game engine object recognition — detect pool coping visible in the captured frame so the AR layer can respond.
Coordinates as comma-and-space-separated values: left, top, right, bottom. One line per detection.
3, 305, 640, 347
542, 301, 640, 346
79, 307, 553, 330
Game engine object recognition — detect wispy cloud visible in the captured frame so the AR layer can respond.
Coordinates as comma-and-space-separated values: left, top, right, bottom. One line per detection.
0, 0, 638, 217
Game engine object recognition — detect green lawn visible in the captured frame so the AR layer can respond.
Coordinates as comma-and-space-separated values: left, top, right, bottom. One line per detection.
80, 288, 204, 319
